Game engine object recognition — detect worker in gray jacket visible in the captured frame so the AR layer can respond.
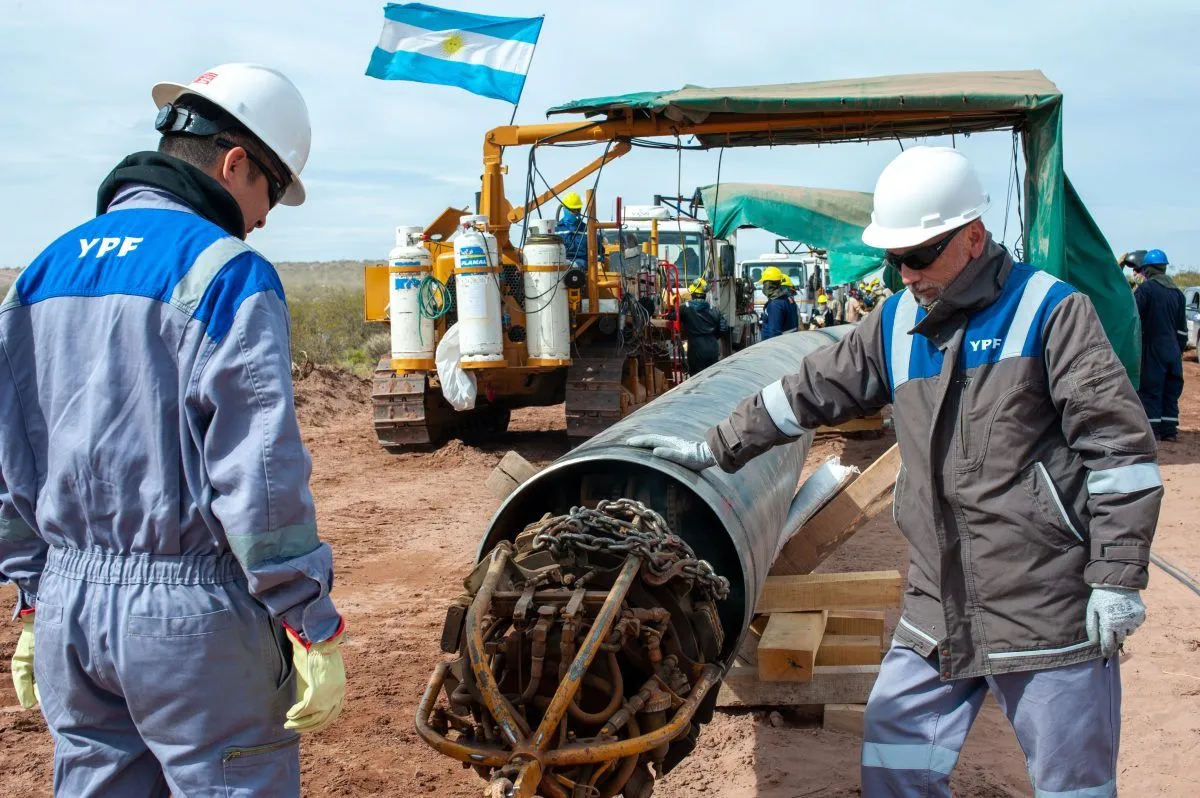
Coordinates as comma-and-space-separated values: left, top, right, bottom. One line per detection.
631, 146, 1159, 798
2, 64, 345, 796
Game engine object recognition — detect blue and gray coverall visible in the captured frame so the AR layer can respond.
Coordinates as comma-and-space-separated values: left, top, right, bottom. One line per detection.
0, 154, 340, 796
1134, 268, 1186, 439
553, 207, 592, 267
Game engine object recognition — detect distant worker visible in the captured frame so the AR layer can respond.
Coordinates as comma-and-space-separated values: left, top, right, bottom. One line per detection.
759, 266, 798, 339
871, 276, 893, 303
813, 293, 836, 328
2, 64, 346, 796
1127, 248, 1186, 441
555, 191, 591, 267
631, 146, 1158, 798
826, 289, 845, 324
672, 278, 727, 375
844, 287, 866, 323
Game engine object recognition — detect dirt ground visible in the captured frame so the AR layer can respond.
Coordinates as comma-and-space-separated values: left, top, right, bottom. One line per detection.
2, 363, 1199, 796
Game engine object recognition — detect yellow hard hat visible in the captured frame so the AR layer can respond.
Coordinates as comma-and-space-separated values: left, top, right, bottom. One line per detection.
759, 266, 785, 283
818, 294, 828, 304
689, 277, 707, 295
779, 274, 794, 288
562, 191, 583, 212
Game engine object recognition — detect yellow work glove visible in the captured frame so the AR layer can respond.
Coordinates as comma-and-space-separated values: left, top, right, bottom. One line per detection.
11, 614, 39, 710
284, 626, 346, 734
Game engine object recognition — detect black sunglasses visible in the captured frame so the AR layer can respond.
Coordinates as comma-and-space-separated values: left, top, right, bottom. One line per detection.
216, 137, 287, 209
884, 224, 967, 271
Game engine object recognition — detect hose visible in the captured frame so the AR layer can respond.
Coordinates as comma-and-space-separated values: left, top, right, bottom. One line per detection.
416, 275, 451, 345
1150, 551, 1200, 600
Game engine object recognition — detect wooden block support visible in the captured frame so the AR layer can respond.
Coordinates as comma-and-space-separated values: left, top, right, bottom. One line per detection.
825, 610, 886, 640
755, 571, 902, 614
823, 703, 867, 736
735, 615, 769, 667
717, 665, 880, 708
756, 611, 827, 683
771, 443, 902, 576
814, 634, 883, 667
485, 451, 540, 500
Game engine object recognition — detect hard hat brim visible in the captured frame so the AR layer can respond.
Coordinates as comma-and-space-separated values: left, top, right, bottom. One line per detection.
152, 80, 306, 207
862, 217, 963, 251
862, 198, 989, 251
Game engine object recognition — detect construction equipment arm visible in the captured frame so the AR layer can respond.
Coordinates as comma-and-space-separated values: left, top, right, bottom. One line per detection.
706, 310, 892, 472
1044, 292, 1161, 590
191, 283, 343, 644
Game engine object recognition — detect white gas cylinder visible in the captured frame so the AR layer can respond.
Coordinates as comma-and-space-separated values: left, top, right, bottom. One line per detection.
522, 219, 572, 366
388, 225, 434, 370
453, 215, 505, 366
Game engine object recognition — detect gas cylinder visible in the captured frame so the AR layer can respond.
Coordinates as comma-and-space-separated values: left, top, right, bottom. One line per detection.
388, 225, 434, 371
521, 219, 572, 367
453, 215, 505, 366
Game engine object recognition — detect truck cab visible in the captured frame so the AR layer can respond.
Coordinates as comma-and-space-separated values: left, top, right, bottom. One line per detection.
740, 251, 831, 321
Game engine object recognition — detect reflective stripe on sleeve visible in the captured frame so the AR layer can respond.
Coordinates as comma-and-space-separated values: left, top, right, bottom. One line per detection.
1086, 463, 1162, 495
761, 379, 805, 437
225, 522, 321, 568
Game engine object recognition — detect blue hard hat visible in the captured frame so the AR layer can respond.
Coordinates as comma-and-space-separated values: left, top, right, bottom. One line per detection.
1143, 249, 1169, 267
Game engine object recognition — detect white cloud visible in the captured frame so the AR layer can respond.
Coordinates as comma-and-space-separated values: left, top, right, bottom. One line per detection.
1, 0, 1196, 266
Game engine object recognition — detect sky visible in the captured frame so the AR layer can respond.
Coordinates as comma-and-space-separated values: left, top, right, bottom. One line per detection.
1, 0, 1197, 269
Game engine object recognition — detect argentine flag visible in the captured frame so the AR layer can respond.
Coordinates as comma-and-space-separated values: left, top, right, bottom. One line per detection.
366, 3, 544, 105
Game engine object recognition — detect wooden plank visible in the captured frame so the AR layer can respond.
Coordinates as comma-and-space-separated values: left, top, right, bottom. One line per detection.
771, 443, 902, 576
825, 610, 886, 640
755, 571, 902, 614
822, 703, 867, 736
814, 634, 883, 667
756, 611, 827, 683
484, 469, 520, 501
717, 665, 879, 708
495, 450, 539, 485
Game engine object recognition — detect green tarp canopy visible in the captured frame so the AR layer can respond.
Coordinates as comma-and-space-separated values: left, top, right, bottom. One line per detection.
698, 183, 885, 285
548, 70, 1138, 383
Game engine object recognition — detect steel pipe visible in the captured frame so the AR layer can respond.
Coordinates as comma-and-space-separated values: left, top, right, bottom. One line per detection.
478, 327, 850, 663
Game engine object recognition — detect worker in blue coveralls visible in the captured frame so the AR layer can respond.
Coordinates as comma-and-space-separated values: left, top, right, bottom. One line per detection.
758, 265, 799, 339
555, 191, 593, 267
1, 64, 345, 797
1126, 248, 1186, 441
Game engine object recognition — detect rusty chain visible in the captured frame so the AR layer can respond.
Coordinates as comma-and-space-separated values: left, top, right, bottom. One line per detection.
529, 498, 730, 601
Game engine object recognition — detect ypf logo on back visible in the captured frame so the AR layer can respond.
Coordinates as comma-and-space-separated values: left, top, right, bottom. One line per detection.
79, 237, 143, 258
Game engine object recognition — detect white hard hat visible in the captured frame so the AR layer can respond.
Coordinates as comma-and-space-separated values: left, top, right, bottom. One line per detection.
861, 147, 990, 250
153, 63, 311, 206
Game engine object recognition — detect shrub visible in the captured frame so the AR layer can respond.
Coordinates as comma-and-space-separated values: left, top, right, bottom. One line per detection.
288, 287, 386, 373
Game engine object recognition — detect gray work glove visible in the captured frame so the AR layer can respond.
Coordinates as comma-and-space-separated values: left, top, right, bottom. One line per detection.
626, 434, 716, 471
1085, 586, 1146, 658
